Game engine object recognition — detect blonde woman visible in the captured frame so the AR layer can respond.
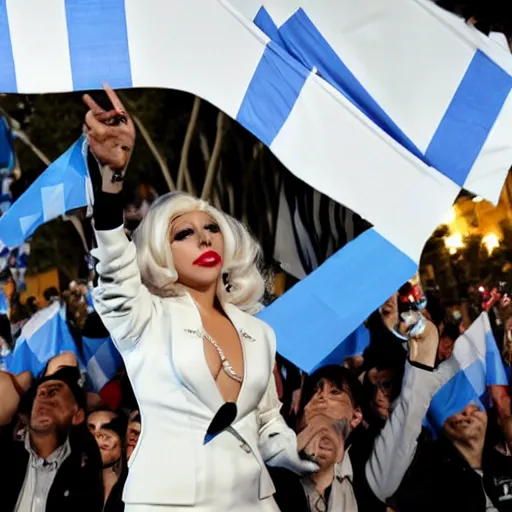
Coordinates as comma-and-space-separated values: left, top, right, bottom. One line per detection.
83, 87, 317, 512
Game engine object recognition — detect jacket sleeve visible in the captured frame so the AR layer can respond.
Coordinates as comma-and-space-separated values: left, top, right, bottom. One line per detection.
91, 191, 153, 351
257, 372, 299, 462
256, 327, 318, 474
365, 360, 450, 502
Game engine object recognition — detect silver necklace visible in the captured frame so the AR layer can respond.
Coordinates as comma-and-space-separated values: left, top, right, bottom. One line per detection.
188, 329, 243, 384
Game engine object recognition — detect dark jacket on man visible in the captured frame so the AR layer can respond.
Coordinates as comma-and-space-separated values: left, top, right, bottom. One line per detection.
392, 435, 512, 512
0, 420, 104, 512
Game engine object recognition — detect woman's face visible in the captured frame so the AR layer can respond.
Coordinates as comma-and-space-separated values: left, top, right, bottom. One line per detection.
87, 411, 122, 467
169, 211, 225, 291
126, 414, 141, 461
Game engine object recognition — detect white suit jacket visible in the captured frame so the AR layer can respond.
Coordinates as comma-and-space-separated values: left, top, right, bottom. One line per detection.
92, 226, 295, 507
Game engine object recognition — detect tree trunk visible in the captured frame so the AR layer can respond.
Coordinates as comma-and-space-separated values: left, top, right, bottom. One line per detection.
201, 112, 226, 201
177, 96, 201, 193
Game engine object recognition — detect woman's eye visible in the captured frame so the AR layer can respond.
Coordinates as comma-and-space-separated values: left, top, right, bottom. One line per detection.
205, 223, 220, 233
173, 228, 194, 241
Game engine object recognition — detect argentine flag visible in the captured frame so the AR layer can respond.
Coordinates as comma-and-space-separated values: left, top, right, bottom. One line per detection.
0, 135, 92, 249
428, 312, 508, 430
235, 0, 512, 205
7, 301, 84, 377
0, 0, 511, 371
82, 335, 123, 392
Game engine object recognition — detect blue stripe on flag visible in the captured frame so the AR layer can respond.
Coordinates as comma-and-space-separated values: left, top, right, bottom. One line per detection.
237, 41, 309, 147
428, 360, 483, 431
82, 335, 122, 392
272, 8, 425, 161
312, 323, 370, 372
258, 228, 417, 373
7, 304, 84, 377
425, 50, 512, 186
7, 339, 43, 375
65, 0, 132, 90
260, 9, 512, 188
254, 6, 283, 46
0, 0, 17, 92
0, 136, 88, 248
486, 328, 508, 385
427, 313, 508, 431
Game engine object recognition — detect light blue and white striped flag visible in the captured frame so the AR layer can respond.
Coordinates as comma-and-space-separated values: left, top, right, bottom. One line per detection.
82, 335, 123, 392
1, 0, 511, 372
0, 135, 91, 249
7, 301, 84, 377
235, 0, 512, 205
427, 312, 508, 430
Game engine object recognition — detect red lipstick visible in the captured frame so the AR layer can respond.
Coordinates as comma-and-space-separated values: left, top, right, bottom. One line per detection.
193, 250, 222, 267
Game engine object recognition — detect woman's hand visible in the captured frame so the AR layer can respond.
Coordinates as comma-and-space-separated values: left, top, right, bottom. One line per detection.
408, 319, 439, 369
83, 84, 135, 191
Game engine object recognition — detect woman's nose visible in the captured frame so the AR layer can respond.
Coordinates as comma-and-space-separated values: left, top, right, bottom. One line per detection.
199, 234, 212, 247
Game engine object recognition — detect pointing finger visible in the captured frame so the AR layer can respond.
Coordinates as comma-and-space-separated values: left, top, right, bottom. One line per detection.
82, 93, 104, 114
103, 83, 126, 114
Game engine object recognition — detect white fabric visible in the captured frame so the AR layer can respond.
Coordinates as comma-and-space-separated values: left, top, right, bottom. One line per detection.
234, 0, 512, 204
91, 225, 294, 509
5, 0, 73, 93
271, 73, 460, 262
2, 0, 491, 264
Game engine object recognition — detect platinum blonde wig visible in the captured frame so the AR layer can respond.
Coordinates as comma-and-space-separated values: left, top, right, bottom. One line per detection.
133, 192, 265, 314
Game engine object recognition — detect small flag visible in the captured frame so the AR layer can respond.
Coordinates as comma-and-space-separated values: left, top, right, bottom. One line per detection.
82, 335, 123, 392
7, 301, 84, 377
0, 136, 92, 249
428, 312, 508, 430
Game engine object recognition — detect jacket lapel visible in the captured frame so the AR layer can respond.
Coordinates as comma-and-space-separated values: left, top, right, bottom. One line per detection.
170, 295, 224, 415
222, 302, 273, 421
170, 295, 272, 420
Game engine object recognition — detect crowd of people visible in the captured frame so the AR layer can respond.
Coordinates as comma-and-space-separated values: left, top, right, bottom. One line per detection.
0, 88, 512, 512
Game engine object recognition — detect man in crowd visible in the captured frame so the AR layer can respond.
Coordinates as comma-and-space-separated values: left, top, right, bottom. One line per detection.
367, 320, 512, 511
126, 409, 141, 461
268, 365, 363, 511
389, 402, 512, 511
0, 353, 104, 512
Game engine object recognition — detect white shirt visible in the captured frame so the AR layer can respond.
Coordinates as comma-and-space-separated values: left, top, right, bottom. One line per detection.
15, 432, 71, 512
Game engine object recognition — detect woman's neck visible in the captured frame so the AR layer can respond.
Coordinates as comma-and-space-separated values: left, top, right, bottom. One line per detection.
102, 465, 120, 503
188, 285, 218, 313
452, 438, 484, 469
311, 465, 335, 496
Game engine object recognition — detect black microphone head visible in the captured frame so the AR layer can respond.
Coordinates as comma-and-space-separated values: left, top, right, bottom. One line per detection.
204, 402, 237, 445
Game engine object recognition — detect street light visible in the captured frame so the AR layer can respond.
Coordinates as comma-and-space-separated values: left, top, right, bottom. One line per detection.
445, 232, 464, 255
442, 206, 456, 225
482, 233, 500, 255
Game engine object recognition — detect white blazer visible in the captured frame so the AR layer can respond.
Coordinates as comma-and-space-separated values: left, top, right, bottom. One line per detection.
92, 226, 295, 508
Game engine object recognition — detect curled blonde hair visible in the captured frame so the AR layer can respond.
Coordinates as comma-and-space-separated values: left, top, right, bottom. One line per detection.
132, 192, 265, 314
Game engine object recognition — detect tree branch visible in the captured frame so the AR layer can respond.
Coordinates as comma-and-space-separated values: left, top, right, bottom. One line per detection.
201, 112, 226, 201
177, 96, 201, 193
117, 92, 176, 192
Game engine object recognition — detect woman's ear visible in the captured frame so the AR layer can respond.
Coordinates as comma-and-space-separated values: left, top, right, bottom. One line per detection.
72, 408, 85, 426
350, 407, 363, 430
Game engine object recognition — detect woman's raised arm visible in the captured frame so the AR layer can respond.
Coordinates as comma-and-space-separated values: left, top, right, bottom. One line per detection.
85, 86, 153, 351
